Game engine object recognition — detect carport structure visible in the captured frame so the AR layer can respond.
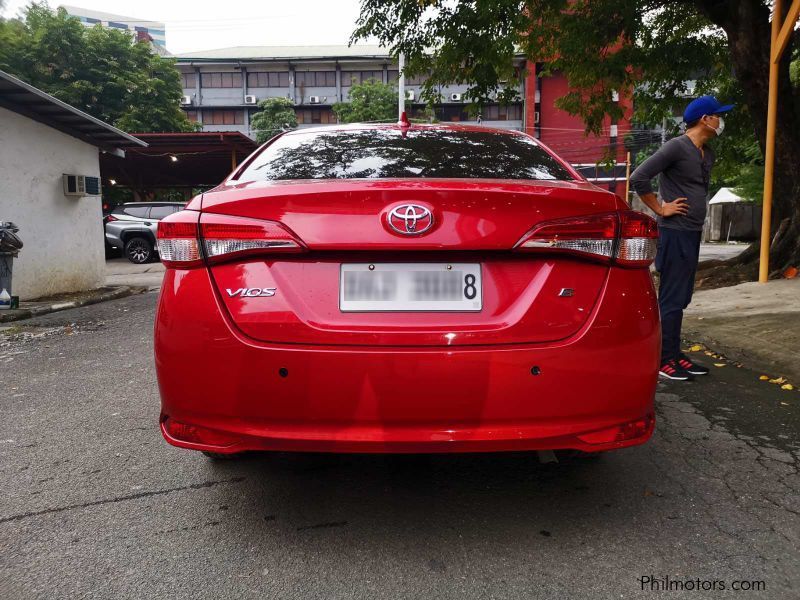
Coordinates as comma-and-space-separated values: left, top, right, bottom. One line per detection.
100, 132, 257, 200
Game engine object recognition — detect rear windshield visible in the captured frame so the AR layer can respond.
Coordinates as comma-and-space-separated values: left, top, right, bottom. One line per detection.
235, 128, 574, 182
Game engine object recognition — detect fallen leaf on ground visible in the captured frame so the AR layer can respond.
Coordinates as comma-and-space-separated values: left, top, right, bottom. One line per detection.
689, 345, 702, 352
759, 375, 770, 381
783, 266, 798, 279
781, 402, 789, 406
769, 377, 787, 384
781, 384, 794, 391
714, 363, 726, 368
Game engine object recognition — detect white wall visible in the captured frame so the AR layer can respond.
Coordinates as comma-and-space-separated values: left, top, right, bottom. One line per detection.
0, 107, 105, 300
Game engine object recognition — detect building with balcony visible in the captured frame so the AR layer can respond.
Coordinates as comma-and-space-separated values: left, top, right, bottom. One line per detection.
175, 45, 630, 190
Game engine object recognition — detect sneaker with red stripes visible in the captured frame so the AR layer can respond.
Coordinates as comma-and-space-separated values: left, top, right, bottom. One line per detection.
659, 359, 694, 381
678, 353, 710, 375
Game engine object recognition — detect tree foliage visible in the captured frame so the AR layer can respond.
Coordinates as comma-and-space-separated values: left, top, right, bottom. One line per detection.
250, 97, 297, 143
354, 0, 800, 276
0, 3, 196, 132
333, 78, 401, 123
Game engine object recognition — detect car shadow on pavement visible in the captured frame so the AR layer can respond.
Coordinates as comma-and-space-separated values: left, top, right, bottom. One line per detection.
200, 448, 657, 555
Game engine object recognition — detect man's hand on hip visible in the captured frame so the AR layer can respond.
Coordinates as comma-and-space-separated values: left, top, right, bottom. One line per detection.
661, 197, 689, 217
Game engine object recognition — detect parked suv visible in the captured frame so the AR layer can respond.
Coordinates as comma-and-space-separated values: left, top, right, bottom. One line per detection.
105, 202, 184, 263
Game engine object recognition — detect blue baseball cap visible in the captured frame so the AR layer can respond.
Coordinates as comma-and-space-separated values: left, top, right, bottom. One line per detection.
683, 95, 734, 123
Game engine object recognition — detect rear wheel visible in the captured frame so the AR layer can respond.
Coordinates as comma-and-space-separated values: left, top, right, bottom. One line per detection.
124, 237, 153, 264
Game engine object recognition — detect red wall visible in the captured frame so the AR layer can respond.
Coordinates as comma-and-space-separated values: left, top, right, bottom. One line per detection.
526, 67, 632, 192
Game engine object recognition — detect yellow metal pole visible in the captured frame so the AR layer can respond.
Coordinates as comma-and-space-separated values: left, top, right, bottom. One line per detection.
624, 151, 631, 201
758, 0, 783, 283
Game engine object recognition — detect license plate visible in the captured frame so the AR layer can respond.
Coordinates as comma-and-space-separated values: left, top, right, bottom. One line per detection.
340, 263, 482, 312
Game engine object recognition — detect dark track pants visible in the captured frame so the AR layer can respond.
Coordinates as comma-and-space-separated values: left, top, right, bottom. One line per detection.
655, 227, 702, 364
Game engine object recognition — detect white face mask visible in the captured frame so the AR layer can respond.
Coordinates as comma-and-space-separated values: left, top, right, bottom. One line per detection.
705, 116, 724, 136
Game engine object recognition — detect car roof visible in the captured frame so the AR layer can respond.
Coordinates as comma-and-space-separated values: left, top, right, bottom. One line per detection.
280, 122, 528, 138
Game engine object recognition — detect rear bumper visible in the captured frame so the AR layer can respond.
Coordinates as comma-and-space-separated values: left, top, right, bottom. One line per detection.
155, 267, 660, 454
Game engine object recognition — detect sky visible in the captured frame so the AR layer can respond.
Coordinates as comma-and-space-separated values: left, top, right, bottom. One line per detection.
0, 0, 374, 54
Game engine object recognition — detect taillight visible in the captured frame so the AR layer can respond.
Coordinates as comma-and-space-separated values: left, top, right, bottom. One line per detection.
514, 210, 657, 267
616, 210, 659, 267
105, 214, 118, 222
156, 210, 305, 268
200, 213, 305, 264
157, 210, 202, 267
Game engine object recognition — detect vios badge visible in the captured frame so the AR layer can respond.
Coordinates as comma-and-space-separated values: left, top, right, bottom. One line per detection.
226, 287, 277, 298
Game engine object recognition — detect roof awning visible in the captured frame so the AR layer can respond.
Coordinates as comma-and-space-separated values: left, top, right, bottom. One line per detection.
0, 69, 146, 154
709, 187, 745, 205
100, 131, 258, 189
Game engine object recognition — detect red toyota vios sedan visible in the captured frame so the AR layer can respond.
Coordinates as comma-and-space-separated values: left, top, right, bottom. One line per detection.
155, 123, 660, 458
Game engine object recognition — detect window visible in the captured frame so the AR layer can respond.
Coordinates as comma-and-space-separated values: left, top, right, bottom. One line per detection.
295, 71, 336, 87
180, 72, 196, 89
295, 108, 335, 125
247, 72, 290, 87
149, 205, 179, 220
108, 21, 129, 30
200, 72, 243, 88
185, 110, 198, 122
387, 70, 399, 82
202, 109, 244, 125
483, 104, 523, 121
437, 106, 470, 122
236, 128, 574, 182
341, 71, 384, 87
120, 206, 149, 218
405, 72, 428, 86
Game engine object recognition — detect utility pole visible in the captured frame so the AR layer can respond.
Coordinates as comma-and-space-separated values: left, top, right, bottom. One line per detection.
398, 53, 405, 123
759, 0, 800, 282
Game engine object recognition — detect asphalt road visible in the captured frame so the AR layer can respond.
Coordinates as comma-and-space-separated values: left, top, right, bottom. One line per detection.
1, 293, 798, 599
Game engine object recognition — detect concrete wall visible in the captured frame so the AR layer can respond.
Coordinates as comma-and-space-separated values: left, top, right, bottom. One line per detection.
0, 107, 104, 300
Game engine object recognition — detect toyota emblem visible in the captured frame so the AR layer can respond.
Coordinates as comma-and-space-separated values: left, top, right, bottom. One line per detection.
386, 204, 434, 235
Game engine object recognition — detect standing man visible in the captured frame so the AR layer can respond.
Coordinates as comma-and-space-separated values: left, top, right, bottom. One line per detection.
630, 95, 734, 381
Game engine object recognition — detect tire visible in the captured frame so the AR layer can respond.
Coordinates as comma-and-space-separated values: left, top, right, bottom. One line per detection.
124, 236, 153, 264
202, 451, 245, 461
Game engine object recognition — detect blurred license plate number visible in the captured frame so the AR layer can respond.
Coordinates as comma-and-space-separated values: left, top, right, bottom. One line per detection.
340, 263, 482, 312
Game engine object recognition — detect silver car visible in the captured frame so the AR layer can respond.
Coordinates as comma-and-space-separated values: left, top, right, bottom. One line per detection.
105, 202, 184, 264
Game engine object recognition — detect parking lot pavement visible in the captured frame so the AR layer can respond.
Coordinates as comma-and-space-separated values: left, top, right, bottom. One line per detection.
1, 293, 798, 599
699, 242, 748, 263
105, 258, 165, 289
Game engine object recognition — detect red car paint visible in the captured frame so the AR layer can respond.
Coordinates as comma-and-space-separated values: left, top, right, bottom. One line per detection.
155, 124, 659, 455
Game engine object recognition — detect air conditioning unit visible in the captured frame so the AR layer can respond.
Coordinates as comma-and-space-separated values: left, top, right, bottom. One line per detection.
244, 94, 257, 105
450, 93, 463, 102
63, 174, 100, 197
611, 90, 620, 102
534, 111, 540, 124
309, 95, 321, 104
179, 95, 192, 106
405, 90, 415, 101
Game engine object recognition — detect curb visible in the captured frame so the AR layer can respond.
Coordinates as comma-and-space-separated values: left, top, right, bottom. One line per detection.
683, 326, 800, 385
0, 285, 149, 323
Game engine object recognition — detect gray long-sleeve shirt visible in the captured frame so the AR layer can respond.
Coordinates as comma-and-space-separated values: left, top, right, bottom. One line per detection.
630, 135, 715, 231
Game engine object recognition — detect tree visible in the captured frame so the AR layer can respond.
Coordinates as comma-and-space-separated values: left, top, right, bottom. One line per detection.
250, 97, 297, 143
0, 3, 196, 133
333, 78, 400, 123
353, 0, 800, 280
